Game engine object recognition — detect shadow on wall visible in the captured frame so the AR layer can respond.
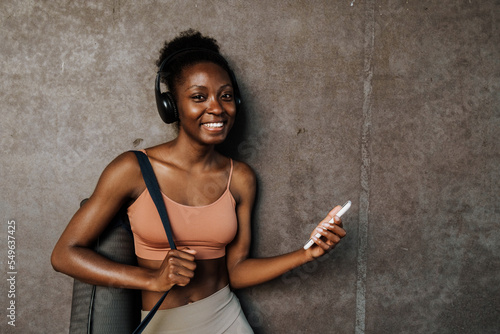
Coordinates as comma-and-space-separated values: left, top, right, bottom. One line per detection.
216, 103, 249, 160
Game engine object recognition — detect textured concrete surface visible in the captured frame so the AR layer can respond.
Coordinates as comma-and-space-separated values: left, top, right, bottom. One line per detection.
1, 1, 499, 333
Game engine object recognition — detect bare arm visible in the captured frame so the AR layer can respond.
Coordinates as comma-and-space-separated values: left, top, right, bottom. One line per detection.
226, 162, 346, 289
51, 152, 196, 292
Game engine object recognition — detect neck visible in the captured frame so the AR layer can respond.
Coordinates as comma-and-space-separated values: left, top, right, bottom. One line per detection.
169, 132, 219, 167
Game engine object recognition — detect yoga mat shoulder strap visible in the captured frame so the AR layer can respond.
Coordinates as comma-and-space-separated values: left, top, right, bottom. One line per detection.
131, 150, 176, 334
131, 150, 176, 251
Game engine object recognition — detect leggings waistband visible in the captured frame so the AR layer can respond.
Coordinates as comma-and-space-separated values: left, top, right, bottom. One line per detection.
140, 285, 249, 334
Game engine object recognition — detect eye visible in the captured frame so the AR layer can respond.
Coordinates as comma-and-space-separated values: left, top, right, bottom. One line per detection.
221, 92, 233, 101
191, 94, 206, 102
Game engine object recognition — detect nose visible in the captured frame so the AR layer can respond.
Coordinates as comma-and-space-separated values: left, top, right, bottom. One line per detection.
206, 96, 224, 115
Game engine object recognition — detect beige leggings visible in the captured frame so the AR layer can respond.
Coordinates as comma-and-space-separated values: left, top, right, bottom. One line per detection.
140, 285, 254, 334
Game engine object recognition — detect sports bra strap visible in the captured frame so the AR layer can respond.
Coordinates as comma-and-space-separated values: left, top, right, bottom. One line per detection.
142, 149, 233, 192
227, 159, 233, 190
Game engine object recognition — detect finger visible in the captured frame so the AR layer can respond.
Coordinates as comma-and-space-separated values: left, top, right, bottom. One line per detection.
334, 225, 346, 238
311, 234, 333, 251
314, 227, 341, 244
174, 276, 191, 287
329, 222, 346, 238
169, 263, 196, 279
168, 270, 194, 286
320, 221, 346, 238
165, 261, 196, 286
166, 256, 197, 271
319, 205, 342, 225
179, 247, 197, 256
168, 249, 197, 262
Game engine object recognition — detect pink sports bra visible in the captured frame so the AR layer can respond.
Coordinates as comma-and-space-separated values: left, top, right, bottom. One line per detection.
127, 157, 238, 260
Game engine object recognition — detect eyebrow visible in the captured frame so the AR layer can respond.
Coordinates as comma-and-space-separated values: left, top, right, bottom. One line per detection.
185, 83, 232, 92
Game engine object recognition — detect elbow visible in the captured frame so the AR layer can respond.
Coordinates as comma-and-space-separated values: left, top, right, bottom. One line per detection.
50, 248, 62, 273
226, 258, 250, 290
228, 275, 248, 290
229, 282, 244, 290
229, 280, 252, 290
50, 243, 68, 273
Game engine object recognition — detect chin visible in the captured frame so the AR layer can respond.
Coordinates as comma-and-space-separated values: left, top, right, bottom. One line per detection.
207, 136, 228, 146
201, 129, 231, 146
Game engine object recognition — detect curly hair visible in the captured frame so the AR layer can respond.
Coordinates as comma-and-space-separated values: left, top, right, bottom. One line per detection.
156, 29, 233, 99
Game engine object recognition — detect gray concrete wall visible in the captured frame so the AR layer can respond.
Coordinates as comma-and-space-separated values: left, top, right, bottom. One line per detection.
1, 1, 499, 333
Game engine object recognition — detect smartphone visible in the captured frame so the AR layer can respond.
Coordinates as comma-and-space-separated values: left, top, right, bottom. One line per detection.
303, 200, 351, 250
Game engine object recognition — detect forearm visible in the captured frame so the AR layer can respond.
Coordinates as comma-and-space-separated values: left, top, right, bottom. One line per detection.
228, 248, 312, 289
51, 245, 154, 291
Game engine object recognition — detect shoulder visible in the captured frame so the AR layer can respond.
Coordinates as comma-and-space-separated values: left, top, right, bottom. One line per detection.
100, 151, 142, 180
94, 151, 144, 200
230, 160, 256, 204
232, 160, 256, 185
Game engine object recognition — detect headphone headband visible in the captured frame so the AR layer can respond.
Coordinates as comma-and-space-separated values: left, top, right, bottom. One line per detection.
157, 47, 229, 74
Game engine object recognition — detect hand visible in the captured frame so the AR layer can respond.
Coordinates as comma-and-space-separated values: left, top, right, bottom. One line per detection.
305, 206, 347, 260
153, 248, 197, 292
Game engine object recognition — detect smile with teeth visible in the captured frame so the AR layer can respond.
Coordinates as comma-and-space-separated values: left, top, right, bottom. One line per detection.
203, 122, 224, 128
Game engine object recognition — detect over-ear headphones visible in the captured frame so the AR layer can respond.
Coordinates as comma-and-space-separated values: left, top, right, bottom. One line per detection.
155, 47, 242, 124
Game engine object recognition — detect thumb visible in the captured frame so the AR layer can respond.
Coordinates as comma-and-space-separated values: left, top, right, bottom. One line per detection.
325, 205, 342, 222
179, 247, 197, 255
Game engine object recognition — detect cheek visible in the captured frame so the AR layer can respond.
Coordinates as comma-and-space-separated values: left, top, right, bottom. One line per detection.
177, 101, 203, 119
226, 112, 237, 130
225, 101, 238, 116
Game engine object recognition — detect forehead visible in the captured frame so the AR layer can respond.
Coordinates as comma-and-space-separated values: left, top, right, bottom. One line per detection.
179, 62, 231, 87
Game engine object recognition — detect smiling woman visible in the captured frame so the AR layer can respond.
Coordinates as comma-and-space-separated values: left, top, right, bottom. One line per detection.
175, 62, 237, 146
51, 29, 346, 334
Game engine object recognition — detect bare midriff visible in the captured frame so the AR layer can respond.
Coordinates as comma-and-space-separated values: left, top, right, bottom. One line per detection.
138, 256, 229, 311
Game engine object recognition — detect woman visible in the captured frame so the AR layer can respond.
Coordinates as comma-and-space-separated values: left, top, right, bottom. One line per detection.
51, 30, 346, 333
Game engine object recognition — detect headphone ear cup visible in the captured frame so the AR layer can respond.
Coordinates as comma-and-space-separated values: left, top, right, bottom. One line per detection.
234, 95, 242, 109
156, 91, 179, 124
